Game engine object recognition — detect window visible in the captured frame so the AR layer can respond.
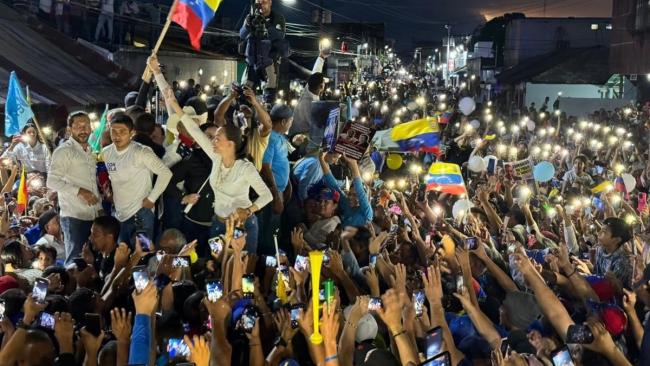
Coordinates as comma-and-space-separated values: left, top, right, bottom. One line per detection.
591, 24, 599, 30
606, 24, 612, 30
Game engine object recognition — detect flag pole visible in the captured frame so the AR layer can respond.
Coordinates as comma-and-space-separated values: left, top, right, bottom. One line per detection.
142, 0, 180, 81
25, 86, 51, 154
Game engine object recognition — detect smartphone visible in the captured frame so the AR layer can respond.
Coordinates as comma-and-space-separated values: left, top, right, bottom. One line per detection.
595, 165, 604, 175
206, 280, 223, 302
39, 312, 55, 330
208, 236, 224, 255
32, 277, 49, 303
238, 305, 259, 333
265, 255, 277, 267
456, 275, 465, 292
136, 233, 151, 251
290, 304, 304, 329
73, 257, 88, 271
234, 228, 245, 239
551, 346, 576, 366
368, 297, 382, 311
85, 313, 102, 337
369, 253, 378, 268
172, 256, 190, 268
167, 338, 190, 359
3, 192, 10, 203
0, 299, 5, 321
566, 324, 594, 344
500, 337, 509, 356
421, 351, 451, 366
486, 157, 497, 176
132, 266, 149, 293
417, 183, 427, 202
413, 291, 425, 318
294, 255, 308, 272
464, 237, 478, 251
242, 274, 255, 295
322, 249, 330, 266
424, 326, 444, 358
638, 192, 647, 213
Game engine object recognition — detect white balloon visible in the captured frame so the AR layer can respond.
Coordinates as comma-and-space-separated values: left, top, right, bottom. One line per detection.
452, 199, 474, 220
458, 97, 476, 116
526, 120, 536, 131
622, 173, 636, 193
468, 155, 487, 173
470, 119, 480, 130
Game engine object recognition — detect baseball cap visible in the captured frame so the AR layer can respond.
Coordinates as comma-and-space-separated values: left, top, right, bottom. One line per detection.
319, 187, 340, 203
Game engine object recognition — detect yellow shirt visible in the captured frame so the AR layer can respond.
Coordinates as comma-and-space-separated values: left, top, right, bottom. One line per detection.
248, 128, 270, 171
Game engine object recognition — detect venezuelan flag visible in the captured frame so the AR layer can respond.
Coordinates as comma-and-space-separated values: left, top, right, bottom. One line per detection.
390, 117, 440, 153
425, 162, 467, 195
591, 181, 612, 194
16, 167, 27, 215
172, 0, 223, 49
438, 112, 452, 124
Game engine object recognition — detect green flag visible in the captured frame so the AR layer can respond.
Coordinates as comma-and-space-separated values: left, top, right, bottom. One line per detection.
89, 105, 108, 153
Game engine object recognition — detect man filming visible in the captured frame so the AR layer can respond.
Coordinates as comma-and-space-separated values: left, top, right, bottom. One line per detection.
239, 0, 289, 103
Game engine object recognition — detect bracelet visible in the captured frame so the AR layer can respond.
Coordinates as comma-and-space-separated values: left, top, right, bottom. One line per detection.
325, 355, 338, 362
249, 343, 261, 347
392, 329, 406, 338
565, 266, 577, 278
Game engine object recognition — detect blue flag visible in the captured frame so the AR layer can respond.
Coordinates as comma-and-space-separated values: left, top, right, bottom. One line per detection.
4, 72, 34, 137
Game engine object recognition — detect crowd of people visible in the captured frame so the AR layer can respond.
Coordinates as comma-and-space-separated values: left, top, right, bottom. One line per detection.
0, 38, 649, 366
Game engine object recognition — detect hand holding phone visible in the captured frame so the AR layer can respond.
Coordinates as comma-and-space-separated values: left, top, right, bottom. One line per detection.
172, 256, 190, 268
136, 233, 151, 251
132, 266, 149, 293
206, 280, 223, 302
85, 313, 102, 337
32, 277, 49, 304
208, 236, 224, 255
242, 274, 255, 295
566, 324, 594, 344
368, 297, 382, 311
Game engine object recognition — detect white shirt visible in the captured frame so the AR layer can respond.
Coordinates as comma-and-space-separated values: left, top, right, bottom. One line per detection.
102, 142, 172, 222
179, 114, 272, 218
289, 57, 325, 135
34, 234, 66, 261
2, 141, 50, 174
101, 0, 113, 14
47, 138, 102, 220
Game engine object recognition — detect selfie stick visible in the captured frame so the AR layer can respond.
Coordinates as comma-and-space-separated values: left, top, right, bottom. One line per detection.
309, 250, 324, 344
184, 177, 210, 214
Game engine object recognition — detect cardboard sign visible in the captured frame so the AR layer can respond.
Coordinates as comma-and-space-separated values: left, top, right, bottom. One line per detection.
334, 122, 374, 160
504, 158, 533, 180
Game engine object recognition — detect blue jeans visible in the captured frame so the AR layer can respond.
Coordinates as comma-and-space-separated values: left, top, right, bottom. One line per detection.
60, 216, 93, 266
119, 208, 155, 249
210, 214, 258, 253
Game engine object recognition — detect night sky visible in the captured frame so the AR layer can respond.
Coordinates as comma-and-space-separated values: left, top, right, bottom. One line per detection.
219, 0, 612, 51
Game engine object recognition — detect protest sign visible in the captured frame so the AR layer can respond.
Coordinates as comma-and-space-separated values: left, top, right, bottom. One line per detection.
334, 122, 374, 160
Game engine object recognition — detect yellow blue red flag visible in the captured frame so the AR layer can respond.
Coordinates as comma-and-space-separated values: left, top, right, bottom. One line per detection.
390, 117, 440, 154
426, 162, 467, 195
172, 0, 223, 49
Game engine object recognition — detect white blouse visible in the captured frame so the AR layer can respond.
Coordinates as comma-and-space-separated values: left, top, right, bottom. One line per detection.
179, 115, 272, 218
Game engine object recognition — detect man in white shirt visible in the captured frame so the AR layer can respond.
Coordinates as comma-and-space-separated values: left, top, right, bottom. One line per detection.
47, 111, 103, 265
102, 112, 172, 246
289, 53, 327, 137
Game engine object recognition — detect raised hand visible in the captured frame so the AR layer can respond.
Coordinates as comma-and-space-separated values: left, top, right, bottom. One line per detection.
132, 282, 158, 315
185, 335, 210, 366
110, 308, 132, 343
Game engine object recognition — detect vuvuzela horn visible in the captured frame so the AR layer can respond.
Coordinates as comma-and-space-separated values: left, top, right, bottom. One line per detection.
309, 250, 324, 345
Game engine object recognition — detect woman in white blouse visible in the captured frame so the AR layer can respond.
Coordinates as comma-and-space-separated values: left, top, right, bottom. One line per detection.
2, 123, 51, 174
149, 55, 272, 252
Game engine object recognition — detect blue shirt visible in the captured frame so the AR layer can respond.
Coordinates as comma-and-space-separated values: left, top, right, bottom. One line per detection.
293, 156, 323, 201
128, 314, 151, 365
323, 173, 373, 227
262, 131, 290, 193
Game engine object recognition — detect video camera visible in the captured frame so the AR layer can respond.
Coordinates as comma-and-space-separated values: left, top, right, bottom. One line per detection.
247, 1, 268, 39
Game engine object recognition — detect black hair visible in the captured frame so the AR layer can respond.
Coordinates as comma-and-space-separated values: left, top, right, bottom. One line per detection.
1, 240, 25, 267
68, 288, 97, 324
0, 288, 26, 318
67, 111, 89, 127
24, 329, 55, 366
36, 245, 57, 261
507, 208, 526, 226
42, 266, 70, 289
21, 123, 43, 144
93, 215, 121, 243
134, 112, 156, 135
351, 226, 372, 246
307, 72, 325, 94
125, 105, 145, 122
221, 123, 250, 160
184, 96, 208, 115
44, 294, 69, 313
110, 112, 135, 131
200, 123, 217, 133
603, 217, 631, 246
